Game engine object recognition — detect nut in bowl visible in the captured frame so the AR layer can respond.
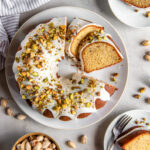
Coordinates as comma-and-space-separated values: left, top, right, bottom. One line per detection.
12, 132, 60, 150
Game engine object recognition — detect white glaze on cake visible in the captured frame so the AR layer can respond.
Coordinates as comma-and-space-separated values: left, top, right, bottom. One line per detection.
13, 17, 111, 120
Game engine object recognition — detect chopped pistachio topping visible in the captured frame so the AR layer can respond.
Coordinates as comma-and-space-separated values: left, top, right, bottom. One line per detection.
15, 57, 20, 63
43, 77, 48, 83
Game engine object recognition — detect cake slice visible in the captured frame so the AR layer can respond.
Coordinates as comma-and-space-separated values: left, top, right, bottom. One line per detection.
117, 126, 150, 150
66, 18, 91, 58
66, 18, 104, 59
70, 24, 104, 59
79, 30, 123, 73
122, 0, 150, 8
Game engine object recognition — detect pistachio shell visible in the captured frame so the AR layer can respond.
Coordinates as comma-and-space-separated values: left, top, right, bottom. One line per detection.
51, 143, 56, 149
67, 141, 76, 149
36, 135, 44, 142
30, 140, 38, 147
16, 114, 27, 120
16, 144, 21, 150
28, 135, 36, 141
80, 135, 87, 144
6, 107, 13, 116
44, 137, 49, 141
25, 142, 31, 150
144, 54, 150, 62
142, 40, 150, 46
45, 148, 53, 150
42, 140, 50, 149
21, 139, 27, 150
1, 99, 7, 108
33, 142, 42, 150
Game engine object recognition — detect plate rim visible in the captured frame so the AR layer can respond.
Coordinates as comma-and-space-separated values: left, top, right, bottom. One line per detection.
5, 6, 128, 129
103, 109, 150, 150
108, 0, 150, 29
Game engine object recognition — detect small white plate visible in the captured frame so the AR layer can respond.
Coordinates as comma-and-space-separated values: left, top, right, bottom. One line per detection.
5, 6, 128, 129
108, 0, 150, 28
104, 109, 150, 150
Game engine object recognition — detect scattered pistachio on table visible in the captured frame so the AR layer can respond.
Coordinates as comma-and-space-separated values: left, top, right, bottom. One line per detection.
141, 40, 150, 46
6, 107, 14, 116
134, 9, 139, 12
144, 54, 150, 62
0, 99, 7, 108
66, 141, 76, 149
0, 97, 27, 120
146, 98, 150, 104
80, 135, 87, 144
133, 94, 141, 99
16, 114, 27, 120
138, 87, 146, 93
146, 51, 150, 55
146, 11, 150, 17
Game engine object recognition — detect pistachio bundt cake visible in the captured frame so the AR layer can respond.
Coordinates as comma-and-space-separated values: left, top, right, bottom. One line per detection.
13, 17, 118, 121
117, 126, 150, 150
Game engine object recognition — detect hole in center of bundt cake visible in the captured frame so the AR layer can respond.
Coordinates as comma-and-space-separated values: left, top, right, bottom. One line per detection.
57, 57, 78, 79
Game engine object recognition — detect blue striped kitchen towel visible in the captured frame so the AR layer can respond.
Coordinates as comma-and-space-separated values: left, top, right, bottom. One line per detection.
0, 0, 50, 70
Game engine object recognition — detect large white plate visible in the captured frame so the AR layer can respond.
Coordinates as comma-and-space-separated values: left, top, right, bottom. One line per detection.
108, 0, 150, 28
5, 6, 128, 129
104, 109, 150, 150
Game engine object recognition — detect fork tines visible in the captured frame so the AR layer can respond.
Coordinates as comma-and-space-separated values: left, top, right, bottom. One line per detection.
116, 114, 132, 132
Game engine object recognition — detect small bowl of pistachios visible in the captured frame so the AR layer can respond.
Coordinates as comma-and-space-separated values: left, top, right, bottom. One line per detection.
12, 132, 60, 150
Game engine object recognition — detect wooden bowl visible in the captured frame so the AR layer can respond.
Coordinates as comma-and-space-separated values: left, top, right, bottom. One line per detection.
12, 132, 60, 150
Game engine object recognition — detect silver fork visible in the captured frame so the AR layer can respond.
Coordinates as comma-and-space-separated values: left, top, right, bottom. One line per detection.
108, 114, 132, 150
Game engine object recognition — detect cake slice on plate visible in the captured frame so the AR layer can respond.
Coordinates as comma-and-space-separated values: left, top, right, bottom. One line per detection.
122, 0, 150, 8
117, 126, 150, 150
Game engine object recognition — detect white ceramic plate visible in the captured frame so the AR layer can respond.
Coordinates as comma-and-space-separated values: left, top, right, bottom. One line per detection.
108, 0, 150, 28
5, 6, 128, 129
104, 109, 150, 150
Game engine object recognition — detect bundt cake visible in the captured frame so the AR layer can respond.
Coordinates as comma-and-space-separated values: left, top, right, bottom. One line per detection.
122, 0, 150, 8
13, 17, 117, 121
117, 126, 150, 150
79, 31, 123, 73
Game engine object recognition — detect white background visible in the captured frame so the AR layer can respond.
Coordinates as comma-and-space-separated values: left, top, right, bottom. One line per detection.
0, 0, 150, 149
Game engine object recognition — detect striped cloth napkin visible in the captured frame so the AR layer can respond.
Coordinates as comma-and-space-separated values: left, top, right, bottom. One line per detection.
0, 0, 50, 71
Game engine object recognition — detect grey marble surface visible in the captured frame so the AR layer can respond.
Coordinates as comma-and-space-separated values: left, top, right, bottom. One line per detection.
0, 0, 150, 150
